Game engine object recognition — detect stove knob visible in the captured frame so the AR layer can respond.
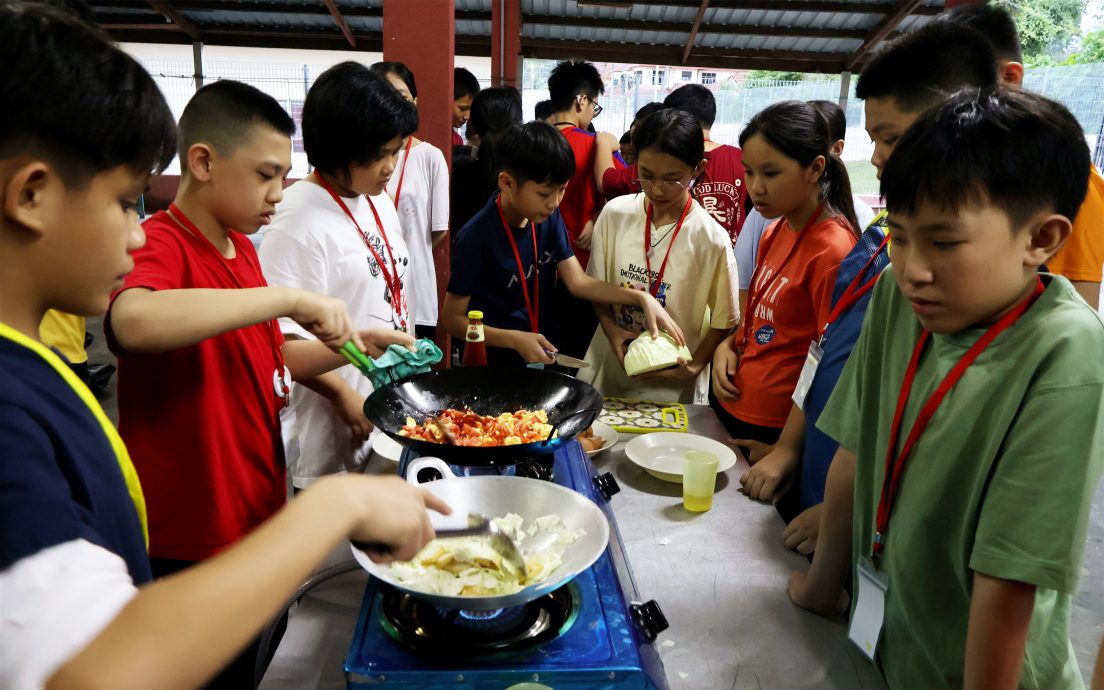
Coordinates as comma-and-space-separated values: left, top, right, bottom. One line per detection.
593, 472, 620, 500
630, 600, 670, 642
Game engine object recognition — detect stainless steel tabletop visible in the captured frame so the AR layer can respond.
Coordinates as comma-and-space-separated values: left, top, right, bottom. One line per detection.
260, 404, 887, 690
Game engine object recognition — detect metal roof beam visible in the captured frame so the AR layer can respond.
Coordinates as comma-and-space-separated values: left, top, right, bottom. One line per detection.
521, 37, 849, 64
144, 1, 201, 41
523, 14, 866, 40
582, 0, 939, 14
322, 0, 357, 48
845, 0, 922, 69
682, 0, 710, 64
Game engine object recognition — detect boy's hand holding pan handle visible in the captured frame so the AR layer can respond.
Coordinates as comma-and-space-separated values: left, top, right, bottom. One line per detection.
287, 289, 357, 349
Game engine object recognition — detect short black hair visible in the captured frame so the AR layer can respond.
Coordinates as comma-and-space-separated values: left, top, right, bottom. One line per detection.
663, 85, 717, 128
178, 80, 295, 164
882, 88, 1090, 227
547, 60, 604, 112
469, 86, 523, 139
856, 22, 998, 113
370, 61, 418, 98
632, 102, 665, 130
494, 121, 575, 186
0, 1, 175, 187
303, 62, 418, 175
454, 67, 481, 100
809, 99, 846, 142
633, 108, 704, 169
936, 4, 1022, 63
534, 99, 554, 121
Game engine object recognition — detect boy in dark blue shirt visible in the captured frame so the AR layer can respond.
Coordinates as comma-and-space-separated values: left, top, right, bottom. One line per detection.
0, 5, 446, 687
443, 121, 682, 366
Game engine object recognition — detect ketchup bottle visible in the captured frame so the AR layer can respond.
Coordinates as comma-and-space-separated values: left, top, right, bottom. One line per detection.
461, 310, 488, 366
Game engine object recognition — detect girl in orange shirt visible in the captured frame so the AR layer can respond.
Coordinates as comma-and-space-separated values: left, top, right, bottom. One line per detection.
712, 101, 859, 471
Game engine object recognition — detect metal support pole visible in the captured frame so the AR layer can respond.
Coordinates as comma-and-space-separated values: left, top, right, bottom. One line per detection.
192, 41, 204, 90
838, 70, 851, 111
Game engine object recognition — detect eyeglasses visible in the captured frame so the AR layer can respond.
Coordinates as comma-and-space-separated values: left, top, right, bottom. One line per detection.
634, 178, 693, 192
578, 95, 603, 118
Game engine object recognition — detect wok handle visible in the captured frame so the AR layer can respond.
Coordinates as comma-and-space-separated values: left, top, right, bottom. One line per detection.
543, 407, 602, 447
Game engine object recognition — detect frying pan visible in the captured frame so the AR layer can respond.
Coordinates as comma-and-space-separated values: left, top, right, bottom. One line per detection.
350, 457, 610, 610
362, 366, 603, 466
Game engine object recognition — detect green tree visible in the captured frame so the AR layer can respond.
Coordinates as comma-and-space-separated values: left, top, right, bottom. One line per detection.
1075, 28, 1104, 63
994, 0, 1086, 63
745, 69, 804, 82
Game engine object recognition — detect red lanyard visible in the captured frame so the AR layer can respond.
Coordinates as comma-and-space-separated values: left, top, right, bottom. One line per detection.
315, 174, 407, 331
390, 137, 414, 208
644, 195, 694, 299
819, 233, 891, 341
495, 195, 540, 333
738, 203, 824, 352
165, 203, 289, 405
873, 277, 1046, 558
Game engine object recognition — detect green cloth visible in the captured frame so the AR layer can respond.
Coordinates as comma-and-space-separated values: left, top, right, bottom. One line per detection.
818, 270, 1104, 689
366, 339, 442, 388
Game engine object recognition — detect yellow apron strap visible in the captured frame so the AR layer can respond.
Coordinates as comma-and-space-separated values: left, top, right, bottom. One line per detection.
868, 209, 891, 258
0, 322, 148, 547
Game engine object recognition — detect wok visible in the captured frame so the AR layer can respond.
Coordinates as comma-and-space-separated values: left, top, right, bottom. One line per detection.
350, 457, 610, 610
362, 366, 603, 465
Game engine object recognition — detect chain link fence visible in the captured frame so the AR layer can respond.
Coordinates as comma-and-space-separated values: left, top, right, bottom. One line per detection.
135, 55, 1103, 192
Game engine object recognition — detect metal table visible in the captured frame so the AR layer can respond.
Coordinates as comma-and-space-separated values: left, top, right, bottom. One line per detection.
260, 404, 887, 690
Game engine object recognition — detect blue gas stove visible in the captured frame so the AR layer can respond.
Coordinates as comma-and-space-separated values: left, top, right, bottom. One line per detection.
344, 441, 670, 689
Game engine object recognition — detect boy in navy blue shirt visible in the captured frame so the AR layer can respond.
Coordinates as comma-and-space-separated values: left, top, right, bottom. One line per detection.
0, 5, 446, 687
443, 121, 682, 366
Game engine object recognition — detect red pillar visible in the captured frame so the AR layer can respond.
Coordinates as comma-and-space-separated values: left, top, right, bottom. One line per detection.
383, 0, 454, 361
491, 0, 521, 87
943, 0, 983, 8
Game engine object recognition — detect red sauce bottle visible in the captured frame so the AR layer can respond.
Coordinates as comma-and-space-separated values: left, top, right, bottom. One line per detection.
461, 310, 488, 366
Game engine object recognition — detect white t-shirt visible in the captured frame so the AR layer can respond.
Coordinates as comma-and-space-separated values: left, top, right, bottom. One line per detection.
1, 539, 138, 689
581, 193, 740, 404
260, 181, 412, 487
386, 141, 449, 327
735, 196, 875, 290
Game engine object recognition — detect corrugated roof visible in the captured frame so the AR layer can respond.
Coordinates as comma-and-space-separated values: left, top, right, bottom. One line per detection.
90, 0, 947, 73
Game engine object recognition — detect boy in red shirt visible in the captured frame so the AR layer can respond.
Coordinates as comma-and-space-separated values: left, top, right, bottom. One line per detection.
452, 67, 481, 147
547, 60, 612, 358
597, 85, 748, 246
108, 81, 409, 569
107, 80, 411, 686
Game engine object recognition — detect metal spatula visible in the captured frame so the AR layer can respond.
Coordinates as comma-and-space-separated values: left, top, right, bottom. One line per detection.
352, 512, 527, 576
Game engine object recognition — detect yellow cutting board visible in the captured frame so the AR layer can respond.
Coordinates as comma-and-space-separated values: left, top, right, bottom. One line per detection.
598, 397, 689, 433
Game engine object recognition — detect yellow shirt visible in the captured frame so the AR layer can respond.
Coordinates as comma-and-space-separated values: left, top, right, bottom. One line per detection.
1049, 167, 1104, 283
38, 310, 87, 364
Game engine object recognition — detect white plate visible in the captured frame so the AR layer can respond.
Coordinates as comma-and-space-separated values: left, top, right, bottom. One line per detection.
371, 432, 405, 463
582, 421, 619, 456
624, 432, 737, 483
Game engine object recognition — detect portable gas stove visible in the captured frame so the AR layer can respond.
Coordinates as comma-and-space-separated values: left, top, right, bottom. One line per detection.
344, 441, 670, 689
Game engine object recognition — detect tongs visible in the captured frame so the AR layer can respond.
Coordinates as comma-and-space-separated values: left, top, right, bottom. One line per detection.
340, 341, 377, 376
352, 512, 528, 576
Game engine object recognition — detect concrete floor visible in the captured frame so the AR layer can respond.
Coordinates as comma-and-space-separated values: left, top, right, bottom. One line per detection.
85, 307, 1104, 683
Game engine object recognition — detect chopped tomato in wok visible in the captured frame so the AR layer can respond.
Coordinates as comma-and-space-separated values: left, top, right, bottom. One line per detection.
399, 408, 555, 446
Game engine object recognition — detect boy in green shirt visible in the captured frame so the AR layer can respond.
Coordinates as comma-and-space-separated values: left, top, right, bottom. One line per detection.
790, 89, 1103, 688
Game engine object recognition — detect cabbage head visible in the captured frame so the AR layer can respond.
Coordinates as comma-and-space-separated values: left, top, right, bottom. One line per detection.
623, 331, 693, 376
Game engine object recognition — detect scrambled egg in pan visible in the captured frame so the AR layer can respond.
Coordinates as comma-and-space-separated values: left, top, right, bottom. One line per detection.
387, 514, 585, 596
